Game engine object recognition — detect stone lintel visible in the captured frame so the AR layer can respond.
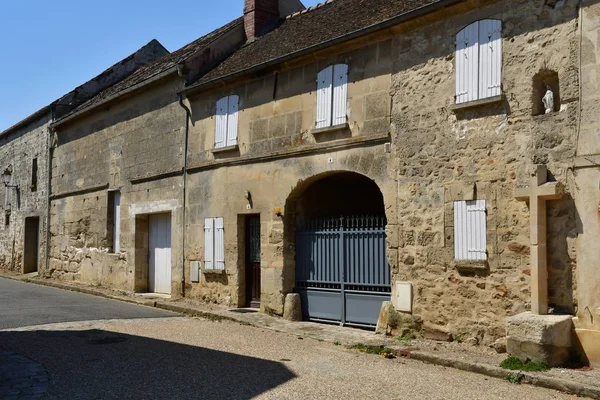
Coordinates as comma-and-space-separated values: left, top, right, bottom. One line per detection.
507, 311, 573, 367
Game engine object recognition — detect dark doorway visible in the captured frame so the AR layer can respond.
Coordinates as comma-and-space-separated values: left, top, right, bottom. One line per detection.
245, 215, 261, 308
23, 217, 40, 274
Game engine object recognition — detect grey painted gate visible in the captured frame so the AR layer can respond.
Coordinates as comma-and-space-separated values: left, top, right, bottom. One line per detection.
295, 216, 391, 327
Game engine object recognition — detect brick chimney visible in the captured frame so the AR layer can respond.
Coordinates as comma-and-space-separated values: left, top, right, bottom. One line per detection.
244, 0, 280, 41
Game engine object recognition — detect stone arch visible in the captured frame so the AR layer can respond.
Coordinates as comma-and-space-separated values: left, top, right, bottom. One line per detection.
281, 170, 392, 324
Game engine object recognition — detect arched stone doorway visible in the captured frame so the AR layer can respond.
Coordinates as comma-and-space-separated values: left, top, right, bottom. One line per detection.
284, 171, 390, 327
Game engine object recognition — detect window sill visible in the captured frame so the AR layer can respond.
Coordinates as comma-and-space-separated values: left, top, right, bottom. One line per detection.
203, 268, 226, 275
449, 95, 504, 112
211, 144, 239, 154
310, 122, 349, 135
452, 259, 489, 273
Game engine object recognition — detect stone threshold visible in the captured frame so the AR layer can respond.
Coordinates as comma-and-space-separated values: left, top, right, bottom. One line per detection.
2, 273, 599, 399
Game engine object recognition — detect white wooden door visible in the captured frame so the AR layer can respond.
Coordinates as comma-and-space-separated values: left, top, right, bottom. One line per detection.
149, 213, 172, 294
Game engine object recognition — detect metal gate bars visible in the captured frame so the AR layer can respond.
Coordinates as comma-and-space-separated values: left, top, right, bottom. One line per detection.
295, 215, 391, 327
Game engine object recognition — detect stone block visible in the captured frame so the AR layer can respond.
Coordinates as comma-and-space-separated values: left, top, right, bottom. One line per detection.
283, 293, 302, 321
376, 301, 420, 336
506, 312, 573, 366
422, 322, 453, 342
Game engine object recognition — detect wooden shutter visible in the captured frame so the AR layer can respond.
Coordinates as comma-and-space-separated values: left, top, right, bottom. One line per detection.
113, 191, 121, 253
316, 66, 333, 128
454, 200, 487, 260
204, 218, 214, 269
215, 97, 228, 148
332, 64, 348, 126
478, 19, 502, 99
455, 22, 479, 104
226, 95, 239, 147
215, 217, 225, 270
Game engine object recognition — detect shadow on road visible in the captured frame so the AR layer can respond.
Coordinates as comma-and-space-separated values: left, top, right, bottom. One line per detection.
0, 329, 296, 399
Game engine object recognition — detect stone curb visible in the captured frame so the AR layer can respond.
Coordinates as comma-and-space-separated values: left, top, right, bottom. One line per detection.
3, 274, 599, 399
400, 350, 600, 399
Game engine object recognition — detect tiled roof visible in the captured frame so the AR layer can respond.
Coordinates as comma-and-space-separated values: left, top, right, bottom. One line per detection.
189, 0, 443, 89
57, 17, 244, 123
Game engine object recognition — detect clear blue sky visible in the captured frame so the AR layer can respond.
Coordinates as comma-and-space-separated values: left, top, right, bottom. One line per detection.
0, 0, 321, 131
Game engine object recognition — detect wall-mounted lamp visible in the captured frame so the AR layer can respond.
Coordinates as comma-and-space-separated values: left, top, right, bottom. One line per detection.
2, 166, 16, 188
244, 190, 252, 210
275, 207, 283, 217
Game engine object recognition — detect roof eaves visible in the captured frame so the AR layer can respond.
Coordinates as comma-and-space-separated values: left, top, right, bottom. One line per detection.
180, 0, 462, 96
0, 104, 53, 138
52, 18, 244, 129
51, 67, 177, 129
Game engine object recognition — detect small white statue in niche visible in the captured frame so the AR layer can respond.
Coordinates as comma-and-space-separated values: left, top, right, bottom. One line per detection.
542, 85, 554, 114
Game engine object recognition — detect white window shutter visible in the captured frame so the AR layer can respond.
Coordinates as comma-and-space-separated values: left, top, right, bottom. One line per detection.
113, 191, 121, 253
454, 200, 487, 260
215, 97, 228, 148
332, 64, 348, 126
215, 217, 225, 270
226, 95, 239, 147
316, 66, 333, 128
479, 19, 502, 99
204, 218, 214, 270
455, 22, 479, 104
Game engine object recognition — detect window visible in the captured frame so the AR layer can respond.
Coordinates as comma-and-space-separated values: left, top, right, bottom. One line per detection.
454, 200, 487, 260
215, 95, 239, 149
316, 64, 348, 128
204, 217, 224, 270
4, 174, 13, 212
31, 158, 38, 192
455, 20, 502, 104
107, 190, 121, 253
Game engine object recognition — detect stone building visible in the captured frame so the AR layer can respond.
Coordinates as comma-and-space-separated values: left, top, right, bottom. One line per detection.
0, 39, 167, 275
5, 0, 600, 367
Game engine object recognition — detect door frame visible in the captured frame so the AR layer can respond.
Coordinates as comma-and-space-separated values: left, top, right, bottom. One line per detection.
244, 214, 261, 308
23, 216, 40, 274
130, 200, 179, 294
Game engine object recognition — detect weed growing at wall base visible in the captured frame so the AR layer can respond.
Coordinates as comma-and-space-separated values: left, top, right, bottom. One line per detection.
500, 356, 550, 372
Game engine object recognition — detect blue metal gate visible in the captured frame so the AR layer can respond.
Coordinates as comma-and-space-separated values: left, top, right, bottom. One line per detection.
295, 216, 391, 327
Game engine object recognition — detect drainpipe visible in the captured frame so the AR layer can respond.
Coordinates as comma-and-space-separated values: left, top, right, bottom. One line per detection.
44, 107, 55, 275
178, 94, 191, 298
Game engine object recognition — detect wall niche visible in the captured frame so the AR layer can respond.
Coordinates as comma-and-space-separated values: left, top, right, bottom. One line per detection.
532, 69, 560, 116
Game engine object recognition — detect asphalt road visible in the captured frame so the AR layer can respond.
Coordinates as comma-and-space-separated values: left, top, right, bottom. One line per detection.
0, 279, 579, 399
0, 278, 173, 329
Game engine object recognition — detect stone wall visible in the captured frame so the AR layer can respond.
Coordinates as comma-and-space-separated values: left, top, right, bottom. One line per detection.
0, 114, 49, 274
48, 76, 186, 293
572, 0, 600, 365
389, 0, 579, 344
184, 41, 395, 313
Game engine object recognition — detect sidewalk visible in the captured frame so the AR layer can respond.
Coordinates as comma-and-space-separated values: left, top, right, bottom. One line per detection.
3, 273, 600, 399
